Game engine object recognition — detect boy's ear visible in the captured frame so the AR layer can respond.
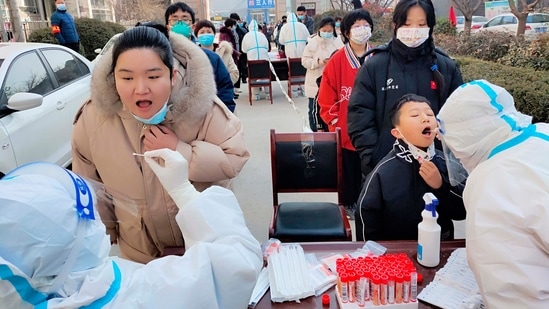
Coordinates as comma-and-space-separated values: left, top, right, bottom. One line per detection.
391, 128, 401, 139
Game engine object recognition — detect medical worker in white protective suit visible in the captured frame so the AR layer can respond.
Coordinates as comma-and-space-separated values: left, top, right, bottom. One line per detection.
0, 148, 262, 308
278, 12, 309, 58
241, 19, 270, 61
437, 79, 549, 308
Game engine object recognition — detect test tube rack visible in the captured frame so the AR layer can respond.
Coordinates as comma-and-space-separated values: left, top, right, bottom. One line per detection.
334, 253, 419, 309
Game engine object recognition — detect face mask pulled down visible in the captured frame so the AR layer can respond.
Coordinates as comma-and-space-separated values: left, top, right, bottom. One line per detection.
396, 27, 430, 48
397, 129, 436, 164
132, 101, 169, 125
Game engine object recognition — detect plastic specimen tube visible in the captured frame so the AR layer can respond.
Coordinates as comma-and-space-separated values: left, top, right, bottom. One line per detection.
410, 271, 418, 302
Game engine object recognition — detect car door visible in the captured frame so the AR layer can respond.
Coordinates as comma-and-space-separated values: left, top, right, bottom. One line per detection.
41, 47, 92, 166
0, 48, 68, 171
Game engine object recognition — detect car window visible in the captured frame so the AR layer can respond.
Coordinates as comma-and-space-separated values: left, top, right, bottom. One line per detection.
1, 51, 53, 111
529, 14, 549, 23
486, 17, 501, 27
457, 17, 464, 25
42, 48, 87, 86
473, 16, 488, 23
501, 16, 516, 25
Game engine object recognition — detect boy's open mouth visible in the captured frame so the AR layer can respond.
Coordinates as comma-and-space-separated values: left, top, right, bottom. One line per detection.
422, 127, 433, 137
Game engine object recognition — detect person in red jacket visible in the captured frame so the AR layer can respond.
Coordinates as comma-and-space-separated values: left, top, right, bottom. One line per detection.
317, 8, 374, 219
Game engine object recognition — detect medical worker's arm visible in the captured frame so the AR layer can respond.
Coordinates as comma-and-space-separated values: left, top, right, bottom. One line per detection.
142, 149, 262, 308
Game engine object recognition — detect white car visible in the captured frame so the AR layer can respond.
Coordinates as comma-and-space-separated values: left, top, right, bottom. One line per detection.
456, 15, 488, 33
0, 43, 92, 177
476, 13, 549, 37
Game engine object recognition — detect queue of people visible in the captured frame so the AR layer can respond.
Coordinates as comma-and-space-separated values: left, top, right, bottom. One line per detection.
2, 1, 547, 308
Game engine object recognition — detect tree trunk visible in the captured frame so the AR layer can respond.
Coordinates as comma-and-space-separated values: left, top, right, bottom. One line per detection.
6, 0, 25, 42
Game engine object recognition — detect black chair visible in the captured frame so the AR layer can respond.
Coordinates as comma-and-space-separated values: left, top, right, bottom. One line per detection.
286, 57, 306, 98
247, 60, 273, 105
269, 128, 352, 242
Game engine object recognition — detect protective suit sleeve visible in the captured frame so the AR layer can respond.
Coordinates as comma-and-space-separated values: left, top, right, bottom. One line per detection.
355, 172, 384, 241
348, 63, 379, 176
120, 186, 262, 309
144, 148, 199, 208
465, 164, 549, 308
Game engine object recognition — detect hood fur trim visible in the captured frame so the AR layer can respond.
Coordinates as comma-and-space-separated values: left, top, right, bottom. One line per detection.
216, 40, 233, 57
90, 32, 215, 126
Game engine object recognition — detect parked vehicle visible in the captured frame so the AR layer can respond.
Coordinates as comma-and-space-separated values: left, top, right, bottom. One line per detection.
456, 15, 488, 33
0, 43, 92, 177
476, 13, 549, 37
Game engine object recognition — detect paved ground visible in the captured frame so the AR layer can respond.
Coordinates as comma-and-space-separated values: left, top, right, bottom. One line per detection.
111, 77, 464, 256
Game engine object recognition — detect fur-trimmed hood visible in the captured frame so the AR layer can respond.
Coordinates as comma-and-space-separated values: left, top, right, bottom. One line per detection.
90, 32, 216, 128
215, 40, 233, 58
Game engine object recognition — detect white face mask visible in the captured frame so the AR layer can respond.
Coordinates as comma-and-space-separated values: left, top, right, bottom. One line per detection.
397, 129, 436, 164
350, 26, 371, 44
396, 27, 430, 48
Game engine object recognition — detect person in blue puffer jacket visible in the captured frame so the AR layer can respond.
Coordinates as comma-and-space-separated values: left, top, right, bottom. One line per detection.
51, 0, 80, 52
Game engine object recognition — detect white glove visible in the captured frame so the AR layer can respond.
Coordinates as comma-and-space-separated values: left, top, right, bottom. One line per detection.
144, 148, 199, 209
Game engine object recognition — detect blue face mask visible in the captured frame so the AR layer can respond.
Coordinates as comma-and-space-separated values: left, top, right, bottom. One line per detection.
237, 22, 243, 27
56, 4, 66, 10
319, 31, 333, 39
132, 102, 169, 125
198, 33, 215, 46
335, 22, 341, 28
297, 15, 305, 21
171, 21, 192, 38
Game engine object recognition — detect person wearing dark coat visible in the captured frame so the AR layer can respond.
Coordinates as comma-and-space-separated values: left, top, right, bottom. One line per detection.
347, 0, 463, 177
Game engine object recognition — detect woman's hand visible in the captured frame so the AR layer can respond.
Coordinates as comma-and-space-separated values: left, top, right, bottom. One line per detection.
143, 125, 178, 152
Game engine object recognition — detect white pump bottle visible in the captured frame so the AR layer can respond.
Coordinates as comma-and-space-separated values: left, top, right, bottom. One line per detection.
417, 193, 441, 267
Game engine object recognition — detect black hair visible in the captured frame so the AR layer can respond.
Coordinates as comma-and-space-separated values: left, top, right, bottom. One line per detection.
389, 93, 432, 127
111, 26, 174, 79
392, 0, 446, 103
194, 19, 216, 37
318, 16, 337, 37
282, 15, 287, 20
135, 21, 169, 38
297, 6, 306, 12
229, 13, 240, 21
340, 9, 374, 44
351, 0, 362, 9
224, 18, 237, 27
165, 2, 195, 25
335, 16, 342, 22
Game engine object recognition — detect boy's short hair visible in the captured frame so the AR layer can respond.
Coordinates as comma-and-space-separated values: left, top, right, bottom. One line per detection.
390, 94, 432, 127
229, 13, 240, 21
297, 6, 306, 12
165, 2, 195, 25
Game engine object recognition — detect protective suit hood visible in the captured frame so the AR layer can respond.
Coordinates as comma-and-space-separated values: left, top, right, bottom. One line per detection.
288, 13, 298, 23
248, 19, 259, 32
437, 80, 532, 173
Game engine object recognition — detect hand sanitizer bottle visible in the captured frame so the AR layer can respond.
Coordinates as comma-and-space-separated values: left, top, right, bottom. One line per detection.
417, 193, 440, 267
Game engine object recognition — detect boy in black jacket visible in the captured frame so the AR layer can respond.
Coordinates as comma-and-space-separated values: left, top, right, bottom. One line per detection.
355, 94, 466, 241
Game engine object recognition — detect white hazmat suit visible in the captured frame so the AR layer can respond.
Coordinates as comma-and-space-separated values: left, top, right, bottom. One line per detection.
241, 20, 269, 61
437, 80, 549, 308
0, 149, 263, 308
278, 13, 310, 58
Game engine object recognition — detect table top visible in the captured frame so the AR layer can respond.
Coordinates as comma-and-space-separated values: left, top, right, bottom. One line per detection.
253, 240, 466, 309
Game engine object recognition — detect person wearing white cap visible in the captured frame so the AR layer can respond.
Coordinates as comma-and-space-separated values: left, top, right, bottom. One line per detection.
437, 79, 549, 308
0, 148, 262, 308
